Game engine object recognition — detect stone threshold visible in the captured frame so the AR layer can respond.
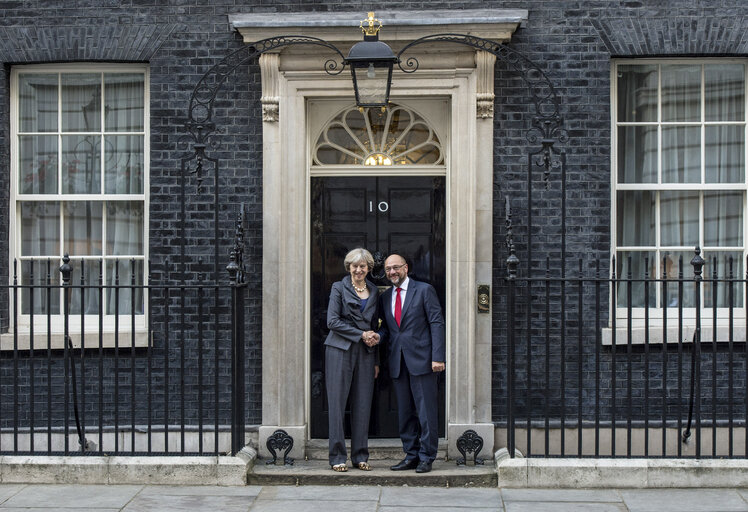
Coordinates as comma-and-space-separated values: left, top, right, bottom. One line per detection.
249, 458, 496, 487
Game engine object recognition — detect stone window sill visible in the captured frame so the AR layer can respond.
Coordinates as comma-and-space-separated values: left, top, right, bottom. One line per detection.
602, 325, 746, 346
0, 330, 150, 351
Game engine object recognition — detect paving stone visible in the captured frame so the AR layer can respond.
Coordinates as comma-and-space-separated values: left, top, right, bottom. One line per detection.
501, 489, 622, 502
1, 484, 142, 509
246, 499, 378, 512
256, 485, 380, 501
138, 485, 262, 497
0, 509, 119, 512
380, 487, 501, 508
379, 507, 500, 512
505, 503, 626, 512
620, 489, 748, 512
0, 485, 26, 505
121, 494, 253, 512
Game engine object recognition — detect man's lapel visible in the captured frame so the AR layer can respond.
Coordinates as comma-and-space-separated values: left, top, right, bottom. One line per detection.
400, 280, 417, 325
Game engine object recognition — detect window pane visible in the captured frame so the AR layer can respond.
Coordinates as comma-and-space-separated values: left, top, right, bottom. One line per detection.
662, 64, 700, 122
705, 63, 745, 122
105, 73, 144, 132
18, 73, 57, 133
705, 125, 745, 183
660, 191, 699, 247
617, 64, 658, 122
617, 126, 657, 183
106, 259, 144, 315
20, 259, 60, 315
617, 191, 655, 246
69, 259, 101, 315
62, 135, 101, 194
659, 250, 696, 308
20, 202, 59, 256
704, 191, 743, 247
61, 73, 101, 132
105, 135, 144, 194
662, 126, 700, 183
703, 251, 743, 308
616, 251, 656, 307
63, 201, 102, 256
19, 135, 57, 194
106, 201, 144, 255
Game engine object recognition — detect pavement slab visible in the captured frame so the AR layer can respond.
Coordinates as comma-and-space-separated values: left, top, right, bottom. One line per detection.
619, 489, 748, 512
0, 485, 25, 505
504, 503, 626, 512
256, 484, 381, 501
379, 507, 501, 512
0, 484, 143, 509
501, 489, 622, 503
0, 509, 120, 512
247, 499, 378, 512
380, 486, 501, 508
122, 494, 254, 512
138, 485, 263, 497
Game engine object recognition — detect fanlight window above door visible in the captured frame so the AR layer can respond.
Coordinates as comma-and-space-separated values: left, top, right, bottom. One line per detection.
313, 105, 443, 166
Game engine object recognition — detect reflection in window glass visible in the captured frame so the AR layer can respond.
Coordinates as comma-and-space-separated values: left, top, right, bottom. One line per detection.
614, 61, 747, 310
617, 64, 658, 123
617, 191, 655, 246
705, 64, 745, 122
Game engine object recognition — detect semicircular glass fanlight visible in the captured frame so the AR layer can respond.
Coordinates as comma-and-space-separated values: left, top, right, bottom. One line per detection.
313, 105, 443, 166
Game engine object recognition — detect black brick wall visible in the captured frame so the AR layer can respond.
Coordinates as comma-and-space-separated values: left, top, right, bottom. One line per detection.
0, 0, 744, 432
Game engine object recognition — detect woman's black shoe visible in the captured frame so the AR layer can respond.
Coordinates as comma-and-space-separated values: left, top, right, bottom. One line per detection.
390, 458, 419, 471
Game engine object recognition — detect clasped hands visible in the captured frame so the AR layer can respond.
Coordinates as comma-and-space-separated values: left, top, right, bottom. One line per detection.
362, 330, 380, 347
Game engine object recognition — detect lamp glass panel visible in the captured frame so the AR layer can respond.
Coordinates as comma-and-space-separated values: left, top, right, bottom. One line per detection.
352, 65, 389, 106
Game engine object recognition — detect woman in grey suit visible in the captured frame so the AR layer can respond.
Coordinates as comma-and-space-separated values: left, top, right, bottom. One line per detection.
324, 248, 380, 472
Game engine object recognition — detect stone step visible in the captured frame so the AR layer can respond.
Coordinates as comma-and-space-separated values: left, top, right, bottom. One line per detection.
303, 438, 448, 461
248, 458, 497, 487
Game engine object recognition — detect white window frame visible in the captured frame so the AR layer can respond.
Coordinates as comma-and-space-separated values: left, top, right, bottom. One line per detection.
610, 58, 748, 339
7, 63, 149, 347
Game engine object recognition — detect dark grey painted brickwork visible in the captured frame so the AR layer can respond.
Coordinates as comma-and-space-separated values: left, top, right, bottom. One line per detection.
0, 1, 745, 430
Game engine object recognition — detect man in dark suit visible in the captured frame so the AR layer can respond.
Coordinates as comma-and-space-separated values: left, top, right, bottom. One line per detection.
379, 253, 445, 473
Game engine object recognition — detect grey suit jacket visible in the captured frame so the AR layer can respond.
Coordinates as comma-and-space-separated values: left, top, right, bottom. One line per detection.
324, 276, 380, 354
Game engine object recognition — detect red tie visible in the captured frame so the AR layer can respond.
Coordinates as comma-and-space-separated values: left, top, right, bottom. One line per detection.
395, 287, 402, 327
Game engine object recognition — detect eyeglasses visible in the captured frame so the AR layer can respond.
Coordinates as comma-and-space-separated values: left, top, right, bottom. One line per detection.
384, 264, 406, 273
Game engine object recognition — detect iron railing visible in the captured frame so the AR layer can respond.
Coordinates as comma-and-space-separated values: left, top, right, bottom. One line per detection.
0, 208, 248, 457
503, 248, 748, 459
0, 253, 247, 456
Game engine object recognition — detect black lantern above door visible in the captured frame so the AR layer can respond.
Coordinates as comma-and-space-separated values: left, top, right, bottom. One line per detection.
344, 12, 399, 109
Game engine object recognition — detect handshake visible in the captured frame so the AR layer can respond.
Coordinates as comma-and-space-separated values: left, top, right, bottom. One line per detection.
362, 330, 380, 347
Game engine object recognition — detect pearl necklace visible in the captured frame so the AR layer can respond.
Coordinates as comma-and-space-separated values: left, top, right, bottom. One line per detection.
352, 282, 367, 293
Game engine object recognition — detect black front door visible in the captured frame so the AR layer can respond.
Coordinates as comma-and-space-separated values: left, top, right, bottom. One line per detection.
310, 176, 446, 439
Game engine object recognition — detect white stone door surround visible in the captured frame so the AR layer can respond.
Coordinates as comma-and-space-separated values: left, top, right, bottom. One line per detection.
229, 9, 528, 460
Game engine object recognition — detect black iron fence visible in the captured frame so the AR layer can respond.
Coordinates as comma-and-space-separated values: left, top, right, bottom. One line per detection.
503, 247, 748, 459
0, 252, 247, 457
0, 208, 248, 457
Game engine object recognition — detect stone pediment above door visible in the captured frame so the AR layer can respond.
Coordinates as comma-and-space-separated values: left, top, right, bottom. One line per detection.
228, 9, 528, 121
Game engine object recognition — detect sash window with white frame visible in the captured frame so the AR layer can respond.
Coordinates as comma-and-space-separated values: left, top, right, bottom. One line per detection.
613, 60, 746, 322
10, 64, 148, 333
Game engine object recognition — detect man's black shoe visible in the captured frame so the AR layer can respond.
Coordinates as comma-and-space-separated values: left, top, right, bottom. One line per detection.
390, 458, 419, 471
415, 461, 432, 473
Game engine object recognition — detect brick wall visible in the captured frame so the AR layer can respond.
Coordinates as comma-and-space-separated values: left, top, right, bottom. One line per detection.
0, 0, 745, 430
